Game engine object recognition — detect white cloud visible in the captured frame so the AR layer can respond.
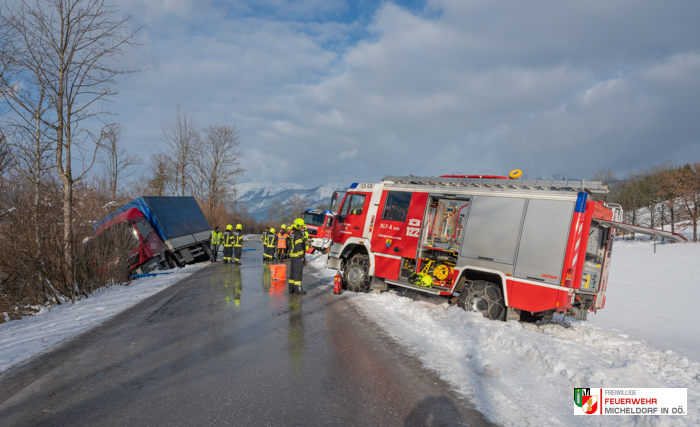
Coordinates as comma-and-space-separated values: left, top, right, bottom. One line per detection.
339, 148, 357, 159
110, 0, 700, 186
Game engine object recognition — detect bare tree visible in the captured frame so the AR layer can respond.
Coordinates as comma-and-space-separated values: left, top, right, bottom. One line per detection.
288, 194, 307, 220
190, 125, 245, 213
678, 163, 700, 242
0, 26, 55, 302
0, 135, 13, 175
98, 123, 141, 200
0, 0, 141, 299
590, 169, 616, 202
0, 79, 52, 302
658, 167, 685, 234
160, 103, 197, 197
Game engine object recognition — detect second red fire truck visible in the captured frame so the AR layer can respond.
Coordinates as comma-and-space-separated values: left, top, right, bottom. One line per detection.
326, 174, 686, 321
302, 209, 335, 252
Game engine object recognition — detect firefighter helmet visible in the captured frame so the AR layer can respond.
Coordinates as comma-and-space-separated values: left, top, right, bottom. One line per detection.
281, 224, 286, 230
236, 224, 242, 230
270, 228, 276, 233
226, 224, 232, 231
293, 218, 305, 229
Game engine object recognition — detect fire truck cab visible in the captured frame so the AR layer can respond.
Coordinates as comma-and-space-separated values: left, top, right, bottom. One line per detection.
327, 175, 687, 321
302, 209, 335, 252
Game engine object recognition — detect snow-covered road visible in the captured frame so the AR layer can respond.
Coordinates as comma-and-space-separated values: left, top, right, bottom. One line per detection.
308, 242, 699, 426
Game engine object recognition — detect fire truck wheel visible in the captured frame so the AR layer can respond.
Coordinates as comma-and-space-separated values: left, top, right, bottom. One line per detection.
458, 280, 506, 321
345, 254, 371, 293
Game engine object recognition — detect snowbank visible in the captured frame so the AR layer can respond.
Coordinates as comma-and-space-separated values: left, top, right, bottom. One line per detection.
0, 263, 207, 374
306, 245, 699, 426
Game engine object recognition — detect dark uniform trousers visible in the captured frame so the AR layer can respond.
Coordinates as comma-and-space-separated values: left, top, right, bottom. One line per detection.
233, 231, 243, 263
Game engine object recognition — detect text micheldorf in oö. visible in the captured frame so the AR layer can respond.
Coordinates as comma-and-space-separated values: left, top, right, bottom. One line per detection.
574, 388, 687, 416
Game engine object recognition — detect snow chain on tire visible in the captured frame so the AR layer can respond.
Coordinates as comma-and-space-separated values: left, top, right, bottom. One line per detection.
458, 280, 506, 321
345, 254, 371, 293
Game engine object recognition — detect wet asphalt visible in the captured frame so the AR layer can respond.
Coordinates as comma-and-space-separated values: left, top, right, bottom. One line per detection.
0, 240, 495, 427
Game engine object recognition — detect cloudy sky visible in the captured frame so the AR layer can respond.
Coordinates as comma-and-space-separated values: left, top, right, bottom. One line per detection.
111, 0, 700, 187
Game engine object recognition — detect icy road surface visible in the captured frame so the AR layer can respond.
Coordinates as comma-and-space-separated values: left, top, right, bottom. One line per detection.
0, 263, 208, 374
307, 242, 700, 426
0, 241, 491, 426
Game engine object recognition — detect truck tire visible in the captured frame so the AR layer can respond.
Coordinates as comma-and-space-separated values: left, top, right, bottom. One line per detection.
345, 254, 371, 293
457, 280, 506, 321
166, 253, 183, 269
196, 243, 212, 262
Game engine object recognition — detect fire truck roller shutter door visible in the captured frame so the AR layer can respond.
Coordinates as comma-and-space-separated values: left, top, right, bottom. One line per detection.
460, 196, 526, 265
513, 199, 574, 285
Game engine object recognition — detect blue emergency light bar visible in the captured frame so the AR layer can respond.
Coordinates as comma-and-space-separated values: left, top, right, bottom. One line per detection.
349, 183, 358, 189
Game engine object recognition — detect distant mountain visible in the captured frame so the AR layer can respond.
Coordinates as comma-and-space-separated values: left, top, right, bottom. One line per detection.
235, 182, 350, 220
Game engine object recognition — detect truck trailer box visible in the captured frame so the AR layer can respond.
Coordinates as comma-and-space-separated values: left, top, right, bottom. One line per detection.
94, 196, 212, 267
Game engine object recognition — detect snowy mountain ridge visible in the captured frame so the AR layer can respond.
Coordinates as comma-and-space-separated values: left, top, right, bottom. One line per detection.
236, 181, 350, 220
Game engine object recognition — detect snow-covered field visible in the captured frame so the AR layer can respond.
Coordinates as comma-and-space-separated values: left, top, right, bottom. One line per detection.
307, 243, 699, 426
0, 263, 207, 374
589, 240, 700, 359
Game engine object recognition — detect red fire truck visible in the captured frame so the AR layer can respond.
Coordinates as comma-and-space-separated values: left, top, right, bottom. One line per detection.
326, 175, 687, 321
302, 209, 335, 252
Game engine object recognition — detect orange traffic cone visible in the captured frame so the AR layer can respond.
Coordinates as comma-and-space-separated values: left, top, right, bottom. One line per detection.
333, 273, 342, 295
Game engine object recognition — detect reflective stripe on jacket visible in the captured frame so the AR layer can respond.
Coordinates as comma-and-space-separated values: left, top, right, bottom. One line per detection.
233, 231, 243, 247
289, 229, 305, 257
222, 231, 234, 247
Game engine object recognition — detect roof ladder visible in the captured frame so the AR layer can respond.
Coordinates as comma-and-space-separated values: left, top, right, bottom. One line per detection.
381, 175, 609, 194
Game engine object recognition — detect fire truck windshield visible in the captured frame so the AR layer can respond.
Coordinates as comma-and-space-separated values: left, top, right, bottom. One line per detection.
302, 212, 326, 227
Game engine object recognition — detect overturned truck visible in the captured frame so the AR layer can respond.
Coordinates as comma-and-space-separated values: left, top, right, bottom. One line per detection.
326, 175, 687, 321
94, 196, 212, 274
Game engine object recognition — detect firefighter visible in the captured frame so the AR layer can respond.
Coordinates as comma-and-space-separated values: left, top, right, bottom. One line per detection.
262, 227, 270, 262
233, 224, 244, 265
303, 226, 311, 253
288, 218, 307, 294
266, 228, 277, 261
210, 226, 222, 262
277, 224, 288, 260
285, 225, 292, 259
222, 224, 234, 264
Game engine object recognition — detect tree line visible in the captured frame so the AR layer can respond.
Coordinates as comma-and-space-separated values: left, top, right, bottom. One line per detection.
0, 0, 255, 322
593, 163, 700, 241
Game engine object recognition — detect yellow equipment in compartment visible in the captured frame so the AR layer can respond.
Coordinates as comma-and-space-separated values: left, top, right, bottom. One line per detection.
433, 264, 451, 281
420, 259, 454, 285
